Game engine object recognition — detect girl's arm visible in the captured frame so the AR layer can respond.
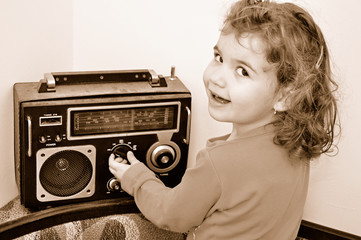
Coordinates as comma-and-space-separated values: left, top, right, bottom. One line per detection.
120, 150, 221, 233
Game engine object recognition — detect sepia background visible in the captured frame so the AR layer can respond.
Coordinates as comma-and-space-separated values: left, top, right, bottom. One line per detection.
1, 0, 360, 236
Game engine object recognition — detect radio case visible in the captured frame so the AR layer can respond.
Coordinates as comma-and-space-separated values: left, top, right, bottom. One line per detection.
13, 69, 191, 209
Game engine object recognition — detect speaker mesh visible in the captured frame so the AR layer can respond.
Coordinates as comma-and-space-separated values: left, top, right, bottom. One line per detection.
39, 150, 92, 197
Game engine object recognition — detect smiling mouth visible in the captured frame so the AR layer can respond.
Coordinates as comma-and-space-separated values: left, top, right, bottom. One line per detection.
211, 92, 231, 104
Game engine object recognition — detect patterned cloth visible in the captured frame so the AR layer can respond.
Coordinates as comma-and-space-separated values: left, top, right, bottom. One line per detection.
0, 196, 186, 240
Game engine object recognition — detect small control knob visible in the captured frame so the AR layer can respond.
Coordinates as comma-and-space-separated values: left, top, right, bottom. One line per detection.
39, 136, 46, 143
111, 144, 133, 159
107, 177, 122, 192
55, 134, 62, 142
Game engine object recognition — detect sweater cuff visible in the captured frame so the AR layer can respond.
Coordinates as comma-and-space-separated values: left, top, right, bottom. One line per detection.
121, 162, 156, 196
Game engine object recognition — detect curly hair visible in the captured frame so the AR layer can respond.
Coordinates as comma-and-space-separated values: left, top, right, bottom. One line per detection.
223, 0, 339, 160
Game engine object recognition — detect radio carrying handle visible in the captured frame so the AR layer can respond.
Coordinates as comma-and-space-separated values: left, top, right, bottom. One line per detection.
38, 69, 167, 93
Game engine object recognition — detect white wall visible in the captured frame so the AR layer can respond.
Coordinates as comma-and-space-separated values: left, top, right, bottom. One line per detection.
1, 0, 361, 237
293, 0, 361, 235
0, 0, 73, 207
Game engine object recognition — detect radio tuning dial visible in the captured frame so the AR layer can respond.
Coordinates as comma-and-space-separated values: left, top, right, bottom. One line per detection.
111, 144, 133, 159
151, 145, 176, 168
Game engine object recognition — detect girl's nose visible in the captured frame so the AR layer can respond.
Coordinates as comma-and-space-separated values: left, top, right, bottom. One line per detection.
209, 66, 227, 88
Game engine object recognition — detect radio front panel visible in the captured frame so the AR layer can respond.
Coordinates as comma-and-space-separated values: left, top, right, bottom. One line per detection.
17, 92, 191, 209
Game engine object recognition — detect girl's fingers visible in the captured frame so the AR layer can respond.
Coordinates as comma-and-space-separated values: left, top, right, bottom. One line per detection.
127, 151, 139, 165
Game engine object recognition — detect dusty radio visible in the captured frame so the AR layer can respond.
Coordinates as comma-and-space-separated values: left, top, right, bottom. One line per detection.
13, 68, 191, 209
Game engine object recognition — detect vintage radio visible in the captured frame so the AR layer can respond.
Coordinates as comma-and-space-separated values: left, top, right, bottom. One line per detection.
13, 68, 191, 209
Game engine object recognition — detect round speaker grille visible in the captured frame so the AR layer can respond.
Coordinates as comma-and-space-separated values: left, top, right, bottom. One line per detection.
39, 150, 92, 197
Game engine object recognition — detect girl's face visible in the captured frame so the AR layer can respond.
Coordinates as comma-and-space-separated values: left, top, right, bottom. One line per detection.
203, 32, 279, 135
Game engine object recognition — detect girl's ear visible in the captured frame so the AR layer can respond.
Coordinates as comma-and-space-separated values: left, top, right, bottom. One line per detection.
273, 86, 294, 112
273, 100, 289, 112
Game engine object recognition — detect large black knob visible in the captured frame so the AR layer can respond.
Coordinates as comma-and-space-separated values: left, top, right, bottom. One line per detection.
146, 142, 181, 173
111, 144, 133, 159
151, 145, 176, 169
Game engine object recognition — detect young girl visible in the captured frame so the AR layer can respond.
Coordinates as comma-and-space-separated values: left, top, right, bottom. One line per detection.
109, 0, 339, 239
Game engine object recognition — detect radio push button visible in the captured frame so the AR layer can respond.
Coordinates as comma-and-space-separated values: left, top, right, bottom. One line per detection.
111, 144, 133, 159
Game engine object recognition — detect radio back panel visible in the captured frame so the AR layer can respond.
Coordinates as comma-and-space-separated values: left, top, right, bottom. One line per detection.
13, 69, 191, 209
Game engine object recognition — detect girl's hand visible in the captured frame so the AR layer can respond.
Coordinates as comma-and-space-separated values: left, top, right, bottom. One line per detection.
108, 151, 140, 181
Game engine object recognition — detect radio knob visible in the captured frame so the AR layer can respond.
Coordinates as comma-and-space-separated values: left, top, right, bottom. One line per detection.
107, 177, 122, 192
111, 144, 133, 159
39, 136, 46, 143
55, 134, 62, 142
151, 145, 176, 168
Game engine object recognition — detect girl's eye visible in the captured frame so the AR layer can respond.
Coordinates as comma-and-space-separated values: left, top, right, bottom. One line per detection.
236, 67, 249, 77
214, 53, 223, 63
